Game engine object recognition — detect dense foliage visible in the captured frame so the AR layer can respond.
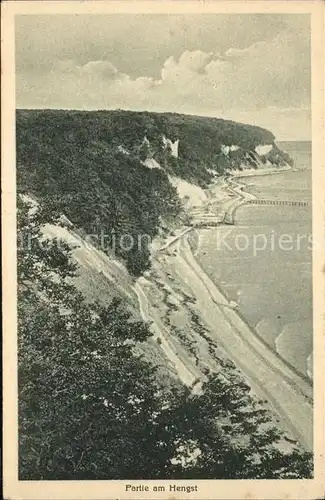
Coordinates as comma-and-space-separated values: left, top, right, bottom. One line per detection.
17, 110, 183, 275
16, 109, 282, 274
18, 198, 312, 480
16, 109, 277, 185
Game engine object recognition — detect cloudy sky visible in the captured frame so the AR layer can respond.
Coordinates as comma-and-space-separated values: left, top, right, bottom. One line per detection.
16, 14, 311, 140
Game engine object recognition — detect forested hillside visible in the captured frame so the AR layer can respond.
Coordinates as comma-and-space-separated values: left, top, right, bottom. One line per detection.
18, 197, 312, 480
17, 110, 310, 480
16, 109, 291, 275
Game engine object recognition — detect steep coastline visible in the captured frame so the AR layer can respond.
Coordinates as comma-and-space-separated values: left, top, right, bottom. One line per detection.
190, 160, 312, 380
136, 167, 313, 451
18, 110, 314, 478
17, 108, 298, 393
132, 232, 313, 451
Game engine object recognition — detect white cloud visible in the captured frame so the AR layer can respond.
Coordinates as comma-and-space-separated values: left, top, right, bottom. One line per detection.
81, 60, 119, 78
178, 50, 214, 73
16, 29, 310, 140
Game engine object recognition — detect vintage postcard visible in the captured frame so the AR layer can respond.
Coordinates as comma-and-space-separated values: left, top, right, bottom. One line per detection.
2, 1, 324, 499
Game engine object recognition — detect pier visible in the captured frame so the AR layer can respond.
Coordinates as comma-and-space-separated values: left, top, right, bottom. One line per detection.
183, 178, 310, 229
247, 199, 310, 207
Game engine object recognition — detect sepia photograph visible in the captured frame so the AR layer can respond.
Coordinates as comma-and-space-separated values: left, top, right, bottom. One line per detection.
2, 1, 324, 499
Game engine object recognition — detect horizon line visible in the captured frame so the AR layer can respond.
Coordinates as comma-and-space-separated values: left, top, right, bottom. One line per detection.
15, 107, 311, 142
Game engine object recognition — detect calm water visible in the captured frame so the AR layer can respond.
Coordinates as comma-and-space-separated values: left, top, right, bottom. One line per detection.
195, 141, 313, 377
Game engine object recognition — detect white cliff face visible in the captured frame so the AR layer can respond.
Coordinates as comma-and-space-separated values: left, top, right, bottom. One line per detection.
168, 175, 207, 208
20, 194, 39, 214
142, 135, 150, 147
143, 158, 162, 170
162, 135, 179, 158
255, 144, 273, 156
206, 168, 218, 177
170, 139, 179, 158
117, 145, 130, 155
220, 144, 230, 156
220, 144, 239, 156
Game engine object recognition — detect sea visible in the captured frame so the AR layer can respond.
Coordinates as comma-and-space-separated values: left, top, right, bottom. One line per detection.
195, 141, 313, 379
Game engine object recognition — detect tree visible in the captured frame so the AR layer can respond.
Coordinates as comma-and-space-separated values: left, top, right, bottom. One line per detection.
18, 197, 181, 479
167, 369, 313, 479
18, 196, 312, 480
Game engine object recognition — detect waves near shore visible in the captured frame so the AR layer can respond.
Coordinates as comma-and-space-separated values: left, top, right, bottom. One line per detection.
194, 140, 312, 379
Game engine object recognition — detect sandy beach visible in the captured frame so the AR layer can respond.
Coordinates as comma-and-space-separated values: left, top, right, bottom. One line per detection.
133, 167, 313, 451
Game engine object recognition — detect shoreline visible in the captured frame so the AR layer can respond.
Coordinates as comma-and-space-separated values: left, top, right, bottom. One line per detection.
137, 163, 313, 449
187, 230, 312, 386
197, 167, 312, 380
229, 164, 292, 178
150, 233, 313, 449
181, 235, 313, 399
